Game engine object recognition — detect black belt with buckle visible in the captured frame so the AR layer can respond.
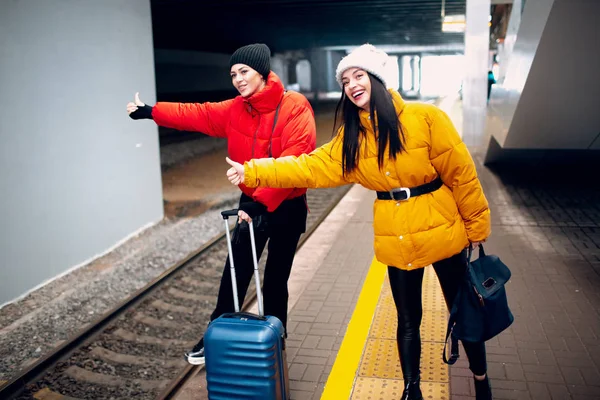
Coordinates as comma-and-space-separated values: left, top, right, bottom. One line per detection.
376, 177, 443, 201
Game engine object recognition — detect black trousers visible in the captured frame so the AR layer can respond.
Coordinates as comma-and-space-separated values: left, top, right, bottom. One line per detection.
209, 194, 306, 332
388, 250, 488, 381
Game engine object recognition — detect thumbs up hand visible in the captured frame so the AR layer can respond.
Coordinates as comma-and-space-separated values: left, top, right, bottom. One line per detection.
134, 92, 144, 107
127, 92, 153, 120
226, 157, 245, 186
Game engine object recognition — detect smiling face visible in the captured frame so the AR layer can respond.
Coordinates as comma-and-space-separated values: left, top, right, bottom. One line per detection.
341, 68, 372, 112
230, 63, 266, 98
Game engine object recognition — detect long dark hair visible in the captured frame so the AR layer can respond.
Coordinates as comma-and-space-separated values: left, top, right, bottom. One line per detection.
332, 72, 405, 176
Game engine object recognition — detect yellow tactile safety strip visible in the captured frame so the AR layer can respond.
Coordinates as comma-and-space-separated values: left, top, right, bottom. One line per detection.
352, 378, 450, 400
322, 261, 450, 399
352, 267, 450, 399
321, 258, 389, 399
358, 339, 449, 383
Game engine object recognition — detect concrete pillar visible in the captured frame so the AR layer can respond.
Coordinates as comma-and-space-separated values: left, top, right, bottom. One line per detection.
270, 55, 289, 87
498, 0, 522, 82
402, 55, 422, 93
411, 57, 417, 91
309, 49, 328, 107
325, 50, 334, 92
397, 56, 404, 92
329, 51, 345, 91
296, 60, 312, 92
287, 60, 298, 85
395, 56, 401, 91
462, 0, 491, 146
384, 55, 400, 91
417, 55, 422, 93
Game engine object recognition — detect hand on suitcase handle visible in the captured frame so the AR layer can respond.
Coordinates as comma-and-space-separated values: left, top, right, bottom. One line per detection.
238, 210, 252, 224
221, 208, 263, 316
221, 209, 253, 224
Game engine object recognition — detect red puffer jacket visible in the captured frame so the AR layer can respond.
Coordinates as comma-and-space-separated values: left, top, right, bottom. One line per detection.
152, 72, 317, 212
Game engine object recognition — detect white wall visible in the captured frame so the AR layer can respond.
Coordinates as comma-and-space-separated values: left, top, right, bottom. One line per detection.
486, 0, 600, 151
0, 0, 163, 305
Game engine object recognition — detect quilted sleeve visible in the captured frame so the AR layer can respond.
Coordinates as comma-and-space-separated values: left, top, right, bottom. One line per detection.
152, 99, 235, 138
244, 134, 353, 190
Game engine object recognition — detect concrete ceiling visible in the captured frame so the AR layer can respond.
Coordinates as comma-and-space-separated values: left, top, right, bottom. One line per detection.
151, 0, 468, 53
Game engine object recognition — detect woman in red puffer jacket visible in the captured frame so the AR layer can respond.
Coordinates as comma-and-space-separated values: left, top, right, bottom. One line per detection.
127, 43, 316, 365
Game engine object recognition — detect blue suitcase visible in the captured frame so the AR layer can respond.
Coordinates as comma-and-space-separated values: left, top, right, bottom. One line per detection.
204, 210, 290, 399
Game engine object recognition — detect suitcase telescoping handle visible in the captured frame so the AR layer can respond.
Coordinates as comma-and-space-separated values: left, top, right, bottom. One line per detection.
221, 209, 264, 317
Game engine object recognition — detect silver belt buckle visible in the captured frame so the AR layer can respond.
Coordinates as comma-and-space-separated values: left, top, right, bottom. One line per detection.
390, 187, 411, 201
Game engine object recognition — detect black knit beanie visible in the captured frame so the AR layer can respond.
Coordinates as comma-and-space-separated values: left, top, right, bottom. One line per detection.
229, 43, 271, 79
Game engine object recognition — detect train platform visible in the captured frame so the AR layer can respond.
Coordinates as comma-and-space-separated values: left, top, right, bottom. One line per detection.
182, 174, 600, 399
177, 102, 600, 400
3, 98, 598, 399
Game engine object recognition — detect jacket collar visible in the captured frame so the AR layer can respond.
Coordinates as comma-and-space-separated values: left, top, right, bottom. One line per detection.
358, 89, 406, 122
389, 89, 406, 115
243, 72, 285, 114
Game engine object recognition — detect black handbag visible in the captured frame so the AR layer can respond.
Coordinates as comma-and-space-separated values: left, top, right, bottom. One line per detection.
443, 244, 514, 365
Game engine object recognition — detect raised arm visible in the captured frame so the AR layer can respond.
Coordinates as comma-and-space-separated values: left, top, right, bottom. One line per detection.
241, 133, 353, 190
127, 92, 234, 138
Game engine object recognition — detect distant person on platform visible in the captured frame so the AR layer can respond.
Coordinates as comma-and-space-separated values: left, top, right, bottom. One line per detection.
127, 43, 316, 366
487, 70, 496, 102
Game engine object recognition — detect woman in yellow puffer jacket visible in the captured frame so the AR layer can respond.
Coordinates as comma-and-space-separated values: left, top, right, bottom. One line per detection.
226, 44, 492, 400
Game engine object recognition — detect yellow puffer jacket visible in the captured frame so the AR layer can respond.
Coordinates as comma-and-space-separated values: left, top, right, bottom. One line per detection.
244, 90, 491, 270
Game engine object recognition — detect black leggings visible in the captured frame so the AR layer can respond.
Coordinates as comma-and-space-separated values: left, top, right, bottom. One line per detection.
388, 250, 487, 381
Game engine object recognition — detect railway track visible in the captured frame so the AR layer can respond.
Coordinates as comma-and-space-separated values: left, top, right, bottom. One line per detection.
0, 185, 352, 400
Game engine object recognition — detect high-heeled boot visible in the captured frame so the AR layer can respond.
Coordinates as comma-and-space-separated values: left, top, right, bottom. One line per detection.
474, 375, 492, 400
401, 379, 423, 400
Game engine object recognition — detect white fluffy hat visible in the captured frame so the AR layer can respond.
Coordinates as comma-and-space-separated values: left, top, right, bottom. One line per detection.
335, 44, 391, 89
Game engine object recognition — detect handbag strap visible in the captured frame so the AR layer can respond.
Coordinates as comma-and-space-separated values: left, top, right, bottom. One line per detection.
444, 245, 489, 365
443, 301, 461, 365
467, 243, 486, 262
444, 246, 484, 365
268, 91, 286, 158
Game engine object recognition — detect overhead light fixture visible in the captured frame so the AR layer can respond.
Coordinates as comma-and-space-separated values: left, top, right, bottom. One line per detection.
442, 14, 466, 33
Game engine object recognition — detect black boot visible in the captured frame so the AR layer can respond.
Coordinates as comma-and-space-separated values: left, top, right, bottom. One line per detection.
401, 379, 423, 400
474, 375, 492, 400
